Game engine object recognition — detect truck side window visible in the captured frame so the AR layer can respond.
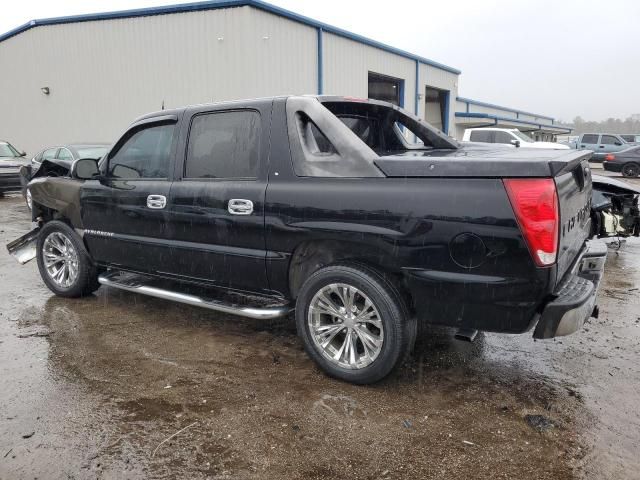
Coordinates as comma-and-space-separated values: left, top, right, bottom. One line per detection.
494, 131, 514, 144
108, 124, 174, 179
600, 135, 619, 145
185, 111, 260, 179
469, 131, 492, 143
42, 148, 58, 160
581, 134, 598, 144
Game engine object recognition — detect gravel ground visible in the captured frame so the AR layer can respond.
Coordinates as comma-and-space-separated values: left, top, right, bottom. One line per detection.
1, 172, 639, 479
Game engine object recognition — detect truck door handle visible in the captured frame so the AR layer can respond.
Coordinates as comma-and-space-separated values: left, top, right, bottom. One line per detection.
599, 145, 605, 148
147, 194, 167, 209
228, 199, 253, 215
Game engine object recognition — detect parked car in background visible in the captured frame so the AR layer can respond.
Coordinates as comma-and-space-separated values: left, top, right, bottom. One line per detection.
0, 141, 30, 197
603, 145, 640, 177
462, 128, 570, 149
573, 133, 630, 161
620, 134, 640, 144
30, 143, 109, 171
22, 143, 110, 209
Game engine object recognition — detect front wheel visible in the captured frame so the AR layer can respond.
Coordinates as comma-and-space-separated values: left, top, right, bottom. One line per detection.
622, 163, 640, 178
36, 221, 100, 297
296, 264, 414, 384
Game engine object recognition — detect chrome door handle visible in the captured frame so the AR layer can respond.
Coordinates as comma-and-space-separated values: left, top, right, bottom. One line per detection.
147, 194, 167, 209
228, 199, 253, 215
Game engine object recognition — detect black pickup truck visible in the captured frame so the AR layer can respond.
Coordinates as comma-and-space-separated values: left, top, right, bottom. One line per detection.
8, 96, 631, 384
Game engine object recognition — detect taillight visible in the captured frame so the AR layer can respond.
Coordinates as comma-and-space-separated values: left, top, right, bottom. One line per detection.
504, 178, 559, 267
605, 154, 615, 161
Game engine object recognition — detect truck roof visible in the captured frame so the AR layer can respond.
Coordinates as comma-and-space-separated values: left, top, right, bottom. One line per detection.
132, 95, 405, 123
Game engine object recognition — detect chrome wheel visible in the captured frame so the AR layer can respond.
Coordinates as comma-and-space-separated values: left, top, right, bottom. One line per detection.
26, 189, 32, 210
42, 232, 79, 288
308, 283, 384, 369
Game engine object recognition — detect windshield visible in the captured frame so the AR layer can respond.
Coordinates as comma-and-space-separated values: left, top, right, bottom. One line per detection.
0, 143, 21, 157
512, 130, 535, 143
76, 146, 108, 159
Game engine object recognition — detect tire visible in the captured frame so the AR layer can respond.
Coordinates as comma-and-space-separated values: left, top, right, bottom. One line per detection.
295, 263, 415, 384
622, 163, 640, 178
25, 188, 32, 210
36, 220, 100, 298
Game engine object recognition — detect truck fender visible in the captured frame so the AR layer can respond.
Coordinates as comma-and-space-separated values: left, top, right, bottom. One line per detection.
29, 176, 84, 228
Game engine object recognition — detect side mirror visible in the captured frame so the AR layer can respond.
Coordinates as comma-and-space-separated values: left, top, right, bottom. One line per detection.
71, 158, 100, 180
615, 142, 622, 146
19, 151, 27, 157
511, 139, 521, 148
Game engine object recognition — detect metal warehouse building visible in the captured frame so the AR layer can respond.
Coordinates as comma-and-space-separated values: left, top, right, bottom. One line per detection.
0, 0, 570, 155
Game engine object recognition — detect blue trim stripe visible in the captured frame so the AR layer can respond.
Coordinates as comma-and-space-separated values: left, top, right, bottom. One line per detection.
0, 0, 461, 75
443, 91, 450, 135
455, 112, 572, 133
317, 27, 323, 95
457, 96, 554, 121
414, 60, 419, 115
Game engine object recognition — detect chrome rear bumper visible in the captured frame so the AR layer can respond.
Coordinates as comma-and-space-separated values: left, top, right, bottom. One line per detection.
533, 239, 607, 339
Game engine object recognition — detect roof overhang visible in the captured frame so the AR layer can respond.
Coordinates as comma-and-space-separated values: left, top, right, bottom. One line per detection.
455, 112, 572, 134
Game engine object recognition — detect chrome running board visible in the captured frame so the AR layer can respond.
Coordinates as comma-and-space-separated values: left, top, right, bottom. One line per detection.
98, 271, 291, 320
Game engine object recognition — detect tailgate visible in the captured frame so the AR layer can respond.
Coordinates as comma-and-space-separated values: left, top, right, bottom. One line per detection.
554, 157, 592, 284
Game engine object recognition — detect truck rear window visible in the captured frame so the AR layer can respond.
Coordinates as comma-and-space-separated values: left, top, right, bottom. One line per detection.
323, 100, 456, 155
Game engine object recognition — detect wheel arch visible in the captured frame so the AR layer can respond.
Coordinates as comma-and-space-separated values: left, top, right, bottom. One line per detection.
287, 239, 412, 308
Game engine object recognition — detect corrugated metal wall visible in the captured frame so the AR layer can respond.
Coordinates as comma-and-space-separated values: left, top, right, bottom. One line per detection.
322, 32, 416, 109
0, 6, 318, 154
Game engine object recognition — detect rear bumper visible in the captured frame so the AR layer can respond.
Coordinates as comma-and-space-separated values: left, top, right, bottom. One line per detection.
602, 161, 622, 172
533, 239, 607, 339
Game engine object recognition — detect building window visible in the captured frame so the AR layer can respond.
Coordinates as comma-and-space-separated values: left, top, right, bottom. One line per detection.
424, 86, 449, 132
368, 72, 403, 106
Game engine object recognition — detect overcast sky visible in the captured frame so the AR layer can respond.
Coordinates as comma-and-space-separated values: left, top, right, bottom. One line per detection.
2, 0, 638, 122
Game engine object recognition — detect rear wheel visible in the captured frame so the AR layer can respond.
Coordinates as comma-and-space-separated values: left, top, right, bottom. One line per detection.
296, 263, 414, 384
36, 221, 100, 297
622, 163, 640, 178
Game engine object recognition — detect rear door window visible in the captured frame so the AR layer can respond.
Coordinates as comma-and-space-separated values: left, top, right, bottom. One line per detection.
108, 123, 174, 179
469, 130, 493, 143
581, 134, 599, 144
185, 110, 260, 179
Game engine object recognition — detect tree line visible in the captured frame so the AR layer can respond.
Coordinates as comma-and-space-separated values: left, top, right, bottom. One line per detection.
559, 116, 640, 135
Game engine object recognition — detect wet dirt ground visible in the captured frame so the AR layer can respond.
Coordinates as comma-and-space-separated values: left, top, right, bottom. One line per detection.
1, 172, 639, 479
